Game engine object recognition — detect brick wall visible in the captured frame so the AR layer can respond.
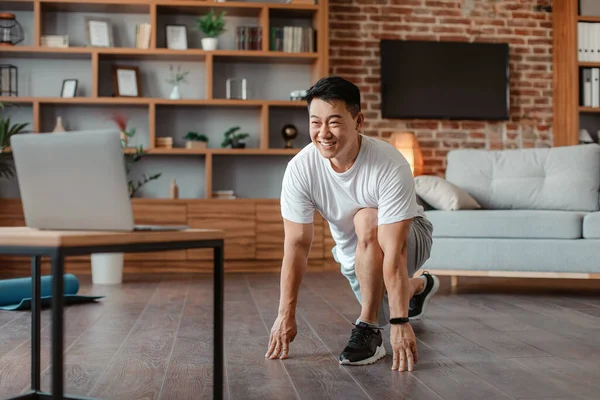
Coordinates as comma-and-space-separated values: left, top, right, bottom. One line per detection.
329, 0, 553, 176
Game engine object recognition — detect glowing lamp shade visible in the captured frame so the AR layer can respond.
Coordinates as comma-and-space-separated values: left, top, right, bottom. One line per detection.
389, 132, 423, 176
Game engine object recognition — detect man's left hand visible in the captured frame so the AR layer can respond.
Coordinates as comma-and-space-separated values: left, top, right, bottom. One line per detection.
390, 323, 418, 372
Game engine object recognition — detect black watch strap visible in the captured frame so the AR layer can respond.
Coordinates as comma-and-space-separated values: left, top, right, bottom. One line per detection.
389, 317, 410, 325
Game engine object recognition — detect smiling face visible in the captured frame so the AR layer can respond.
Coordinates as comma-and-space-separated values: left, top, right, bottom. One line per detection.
309, 98, 364, 168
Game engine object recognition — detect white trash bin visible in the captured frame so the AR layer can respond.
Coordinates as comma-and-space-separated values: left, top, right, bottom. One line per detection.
91, 253, 124, 285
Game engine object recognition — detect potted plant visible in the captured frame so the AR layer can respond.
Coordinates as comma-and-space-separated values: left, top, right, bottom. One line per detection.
184, 131, 209, 149
92, 114, 162, 285
166, 64, 189, 100
195, 8, 226, 51
221, 126, 249, 149
0, 102, 29, 180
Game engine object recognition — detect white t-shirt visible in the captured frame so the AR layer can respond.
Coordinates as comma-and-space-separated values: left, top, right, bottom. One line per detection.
280, 134, 426, 273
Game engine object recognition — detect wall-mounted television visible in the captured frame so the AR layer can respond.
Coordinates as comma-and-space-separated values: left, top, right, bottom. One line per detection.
380, 40, 510, 121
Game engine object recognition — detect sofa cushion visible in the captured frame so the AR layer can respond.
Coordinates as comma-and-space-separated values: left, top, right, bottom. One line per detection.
445, 144, 600, 212
414, 175, 481, 211
425, 210, 587, 239
583, 212, 600, 238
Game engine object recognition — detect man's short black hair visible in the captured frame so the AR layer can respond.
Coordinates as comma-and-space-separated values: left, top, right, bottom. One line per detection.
305, 76, 361, 117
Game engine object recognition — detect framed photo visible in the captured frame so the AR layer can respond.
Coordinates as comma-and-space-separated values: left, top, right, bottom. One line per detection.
165, 25, 187, 50
85, 17, 113, 47
60, 79, 78, 98
113, 66, 142, 97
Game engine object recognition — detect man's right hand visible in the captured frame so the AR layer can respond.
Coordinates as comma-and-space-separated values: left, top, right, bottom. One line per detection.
266, 314, 297, 360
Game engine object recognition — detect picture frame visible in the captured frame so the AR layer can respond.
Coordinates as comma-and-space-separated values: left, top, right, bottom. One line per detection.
112, 66, 142, 97
60, 79, 78, 98
165, 24, 188, 50
85, 17, 114, 47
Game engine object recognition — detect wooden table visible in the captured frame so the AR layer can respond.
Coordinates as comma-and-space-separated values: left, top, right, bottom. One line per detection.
0, 227, 225, 400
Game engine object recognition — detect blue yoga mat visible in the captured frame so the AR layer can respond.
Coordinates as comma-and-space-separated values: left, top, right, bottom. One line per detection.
0, 274, 104, 311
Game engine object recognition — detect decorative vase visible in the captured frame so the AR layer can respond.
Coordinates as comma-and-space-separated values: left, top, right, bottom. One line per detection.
52, 116, 65, 133
91, 253, 124, 285
169, 85, 181, 100
170, 179, 179, 199
202, 37, 218, 51
232, 142, 246, 149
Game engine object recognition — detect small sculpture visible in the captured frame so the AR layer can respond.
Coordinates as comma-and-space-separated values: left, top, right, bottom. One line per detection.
281, 124, 298, 149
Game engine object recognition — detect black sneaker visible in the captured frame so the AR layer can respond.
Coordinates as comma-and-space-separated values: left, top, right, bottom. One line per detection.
409, 272, 440, 321
338, 322, 386, 366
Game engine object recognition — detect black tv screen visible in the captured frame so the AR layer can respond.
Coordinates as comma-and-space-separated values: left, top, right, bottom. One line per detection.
380, 40, 510, 120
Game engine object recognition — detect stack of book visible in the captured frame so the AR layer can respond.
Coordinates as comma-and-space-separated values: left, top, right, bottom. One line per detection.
212, 190, 236, 200
41, 35, 69, 48
269, 26, 315, 53
136, 23, 151, 49
235, 26, 262, 50
155, 137, 173, 149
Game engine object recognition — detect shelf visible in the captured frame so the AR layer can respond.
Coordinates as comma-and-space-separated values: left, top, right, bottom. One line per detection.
39, 0, 150, 13
34, 0, 318, 15
0, 46, 318, 62
580, 107, 600, 113
157, 1, 318, 17
578, 16, 600, 23
147, 148, 300, 155
579, 62, 600, 67
0, 96, 307, 107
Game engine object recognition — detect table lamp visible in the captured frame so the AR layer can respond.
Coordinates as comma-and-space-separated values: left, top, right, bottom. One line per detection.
389, 132, 423, 176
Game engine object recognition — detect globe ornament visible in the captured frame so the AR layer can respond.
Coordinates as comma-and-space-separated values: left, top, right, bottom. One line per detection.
281, 124, 298, 149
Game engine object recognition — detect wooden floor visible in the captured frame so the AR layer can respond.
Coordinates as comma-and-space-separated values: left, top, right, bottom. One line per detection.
1, 271, 600, 400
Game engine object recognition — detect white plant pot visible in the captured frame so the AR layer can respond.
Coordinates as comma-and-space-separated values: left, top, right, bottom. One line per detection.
169, 85, 181, 100
91, 253, 124, 285
202, 37, 218, 51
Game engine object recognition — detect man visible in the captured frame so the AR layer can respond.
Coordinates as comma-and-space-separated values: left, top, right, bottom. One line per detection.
265, 76, 438, 373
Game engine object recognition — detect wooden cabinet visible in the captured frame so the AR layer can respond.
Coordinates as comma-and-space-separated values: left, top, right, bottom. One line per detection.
256, 203, 324, 260
0, 198, 335, 276
125, 200, 188, 262
187, 201, 256, 261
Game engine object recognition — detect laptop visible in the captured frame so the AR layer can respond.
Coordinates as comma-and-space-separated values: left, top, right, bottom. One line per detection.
10, 129, 189, 232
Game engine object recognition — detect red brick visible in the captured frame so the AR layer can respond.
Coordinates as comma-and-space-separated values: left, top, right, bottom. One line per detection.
468, 132, 486, 140
441, 121, 460, 129
355, 0, 386, 4
371, 15, 404, 23
404, 16, 437, 24
389, 0, 422, 5
439, 17, 471, 25
433, 26, 465, 34
425, 0, 459, 8
333, 14, 369, 22
387, 6, 414, 14
337, 49, 372, 57
330, 5, 361, 13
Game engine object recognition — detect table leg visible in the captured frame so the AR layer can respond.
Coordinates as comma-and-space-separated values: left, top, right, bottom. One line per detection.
51, 253, 64, 399
31, 256, 41, 393
213, 242, 224, 400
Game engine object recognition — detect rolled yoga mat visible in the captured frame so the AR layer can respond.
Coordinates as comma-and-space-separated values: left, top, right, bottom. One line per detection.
0, 273, 104, 311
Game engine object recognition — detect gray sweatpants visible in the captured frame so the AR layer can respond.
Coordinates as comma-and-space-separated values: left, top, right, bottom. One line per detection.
333, 216, 434, 327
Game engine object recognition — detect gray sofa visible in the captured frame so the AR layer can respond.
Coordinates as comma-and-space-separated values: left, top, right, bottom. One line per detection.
420, 143, 600, 286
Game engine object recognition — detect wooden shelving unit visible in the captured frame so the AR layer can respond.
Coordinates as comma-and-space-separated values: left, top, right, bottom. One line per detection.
0, 0, 328, 199
554, 0, 600, 146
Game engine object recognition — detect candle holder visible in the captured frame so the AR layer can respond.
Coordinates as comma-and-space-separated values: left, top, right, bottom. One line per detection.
0, 13, 24, 46
0, 64, 18, 96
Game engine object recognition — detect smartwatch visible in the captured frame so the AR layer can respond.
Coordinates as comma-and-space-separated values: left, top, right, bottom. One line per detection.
389, 317, 410, 325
